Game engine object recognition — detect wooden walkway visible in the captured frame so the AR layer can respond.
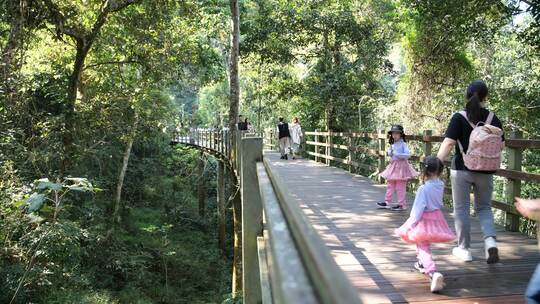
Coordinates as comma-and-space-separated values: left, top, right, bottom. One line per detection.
264, 152, 539, 304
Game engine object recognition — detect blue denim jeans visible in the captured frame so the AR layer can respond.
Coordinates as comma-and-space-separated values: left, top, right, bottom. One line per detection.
527, 264, 540, 304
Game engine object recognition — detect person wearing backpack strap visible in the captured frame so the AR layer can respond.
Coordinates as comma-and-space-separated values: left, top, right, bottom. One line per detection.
437, 80, 505, 264
277, 117, 291, 160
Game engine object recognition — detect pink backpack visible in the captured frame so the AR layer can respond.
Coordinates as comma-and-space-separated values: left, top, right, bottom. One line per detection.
457, 111, 504, 171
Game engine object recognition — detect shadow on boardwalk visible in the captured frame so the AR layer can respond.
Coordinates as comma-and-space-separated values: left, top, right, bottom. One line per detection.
264, 151, 539, 304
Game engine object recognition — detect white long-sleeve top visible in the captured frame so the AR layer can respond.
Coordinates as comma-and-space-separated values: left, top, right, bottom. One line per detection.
387, 139, 411, 161
408, 178, 445, 226
289, 123, 303, 145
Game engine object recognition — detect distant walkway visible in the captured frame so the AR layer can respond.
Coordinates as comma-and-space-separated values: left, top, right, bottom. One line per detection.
264, 151, 539, 304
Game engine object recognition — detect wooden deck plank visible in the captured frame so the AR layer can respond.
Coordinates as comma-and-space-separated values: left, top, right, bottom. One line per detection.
265, 152, 539, 303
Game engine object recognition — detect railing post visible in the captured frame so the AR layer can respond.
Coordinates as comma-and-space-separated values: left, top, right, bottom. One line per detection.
223, 130, 227, 155
236, 131, 243, 172
423, 130, 433, 158
505, 131, 522, 232
221, 130, 225, 154
348, 130, 353, 173
217, 130, 221, 153
326, 130, 332, 166
269, 130, 273, 151
315, 130, 319, 163
241, 136, 263, 303
378, 129, 386, 183
272, 130, 279, 151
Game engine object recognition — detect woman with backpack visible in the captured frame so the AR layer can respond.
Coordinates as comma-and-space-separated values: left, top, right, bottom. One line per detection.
437, 80, 504, 264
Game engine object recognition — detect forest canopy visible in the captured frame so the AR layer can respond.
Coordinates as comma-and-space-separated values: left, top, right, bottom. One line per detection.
0, 0, 538, 303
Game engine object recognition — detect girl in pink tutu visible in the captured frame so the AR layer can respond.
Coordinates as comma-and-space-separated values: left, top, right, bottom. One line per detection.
377, 125, 417, 211
395, 156, 456, 293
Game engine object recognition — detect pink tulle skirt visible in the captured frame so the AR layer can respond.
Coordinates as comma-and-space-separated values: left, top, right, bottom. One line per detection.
395, 209, 456, 244
380, 159, 418, 181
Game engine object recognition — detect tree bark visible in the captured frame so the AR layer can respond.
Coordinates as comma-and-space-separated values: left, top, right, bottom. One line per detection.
61, 38, 91, 174
197, 151, 206, 217
228, 0, 242, 296
217, 161, 226, 254
1, 0, 28, 108
230, 180, 242, 296
112, 111, 139, 224
41, 0, 139, 175
228, 0, 240, 162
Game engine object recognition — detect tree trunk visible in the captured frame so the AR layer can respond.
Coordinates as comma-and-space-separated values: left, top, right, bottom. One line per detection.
1, 0, 28, 108
228, 0, 240, 162
217, 161, 226, 254
112, 111, 139, 224
230, 180, 242, 296
54, 0, 138, 175
61, 38, 91, 175
228, 0, 242, 296
197, 151, 206, 217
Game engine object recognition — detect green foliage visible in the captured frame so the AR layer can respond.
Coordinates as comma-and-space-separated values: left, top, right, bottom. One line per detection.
1, 0, 540, 302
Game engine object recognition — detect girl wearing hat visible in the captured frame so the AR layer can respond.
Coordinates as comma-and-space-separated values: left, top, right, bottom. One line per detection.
377, 124, 418, 211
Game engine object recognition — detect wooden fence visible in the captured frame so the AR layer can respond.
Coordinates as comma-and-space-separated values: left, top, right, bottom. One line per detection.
303, 130, 540, 232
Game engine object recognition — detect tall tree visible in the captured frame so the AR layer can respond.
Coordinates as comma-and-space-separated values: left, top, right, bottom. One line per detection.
42, 0, 139, 174
228, 0, 242, 296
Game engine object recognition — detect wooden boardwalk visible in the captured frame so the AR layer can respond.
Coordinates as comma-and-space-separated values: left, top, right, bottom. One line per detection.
264, 152, 540, 304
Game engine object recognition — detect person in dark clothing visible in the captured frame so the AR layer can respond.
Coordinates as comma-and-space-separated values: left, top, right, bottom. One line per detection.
237, 115, 248, 131
277, 117, 291, 159
437, 80, 504, 264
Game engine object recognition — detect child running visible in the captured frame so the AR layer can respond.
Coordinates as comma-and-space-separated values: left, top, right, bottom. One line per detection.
395, 156, 456, 293
377, 124, 417, 211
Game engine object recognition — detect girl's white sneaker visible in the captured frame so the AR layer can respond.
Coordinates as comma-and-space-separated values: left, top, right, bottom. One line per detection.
430, 272, 445, 293
452, 247, 473, 262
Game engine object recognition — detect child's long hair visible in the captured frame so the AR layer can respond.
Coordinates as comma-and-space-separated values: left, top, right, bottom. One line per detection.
422, 156, 444, 181
388, 132, 407, 144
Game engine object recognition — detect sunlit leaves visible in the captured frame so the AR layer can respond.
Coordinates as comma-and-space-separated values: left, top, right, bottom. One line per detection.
27, 193, 46, 212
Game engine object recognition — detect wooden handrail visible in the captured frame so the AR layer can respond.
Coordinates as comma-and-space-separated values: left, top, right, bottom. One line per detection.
263, 156, 362, 304
257, 162, 318, 303
302, 129, 539, 230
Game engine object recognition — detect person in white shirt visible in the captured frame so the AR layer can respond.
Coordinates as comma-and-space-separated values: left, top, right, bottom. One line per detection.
289, 117, 303, 160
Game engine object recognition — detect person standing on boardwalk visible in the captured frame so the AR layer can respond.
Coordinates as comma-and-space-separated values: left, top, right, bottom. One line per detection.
395, 156, 456, 293
277, 117, 291, 160
515, 198, 540, 304
377, 125, 418, 211
437, 80, 504, 264
237, 115, 248, 131
289, 117, 303, 160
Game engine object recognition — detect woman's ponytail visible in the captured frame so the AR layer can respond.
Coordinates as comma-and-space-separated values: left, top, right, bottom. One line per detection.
466, 94, 483, 124
465, 80, 489, 125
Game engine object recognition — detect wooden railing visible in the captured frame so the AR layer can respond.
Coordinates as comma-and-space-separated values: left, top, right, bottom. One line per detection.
172, 129, 232, 158
171, 129, 362, 304
303, 130, 540, 232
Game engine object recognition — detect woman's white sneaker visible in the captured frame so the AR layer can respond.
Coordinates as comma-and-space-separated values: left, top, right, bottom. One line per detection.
452, 247, 473, 262
485, 237, 499, 264
430, 272, 445, 293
